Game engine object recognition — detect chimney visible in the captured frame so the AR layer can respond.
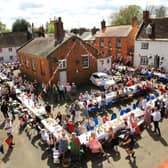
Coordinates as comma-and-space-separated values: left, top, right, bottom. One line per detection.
91, 27, 97, 35
143, 10, 150, 26
131, 16, 138, 28
54, 17, 65, 43
101, 20, 106, 31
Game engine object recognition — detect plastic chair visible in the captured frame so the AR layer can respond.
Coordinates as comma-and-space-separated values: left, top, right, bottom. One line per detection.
125, 108, 131, 113
93, 117, 99, 126
111, 113, 117, 120
87, 124, 94, 131
120, 109, 126, 116
146, 95, 150, 102
133, 103, 137, 110
154, 92, 159, 97
150, 95, 155, 100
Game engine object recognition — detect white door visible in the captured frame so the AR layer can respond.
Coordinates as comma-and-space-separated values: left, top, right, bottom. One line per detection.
59, 71, 67, 84
97, 57, 112, 72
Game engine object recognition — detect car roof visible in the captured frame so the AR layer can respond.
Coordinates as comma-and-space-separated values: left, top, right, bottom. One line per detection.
92, 72, 108, 76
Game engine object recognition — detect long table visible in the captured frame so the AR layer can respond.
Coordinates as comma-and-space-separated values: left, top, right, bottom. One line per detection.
79, 81, 147, 107
17, 93, 47, 117
78, 108, 144, 144
41, 118, 63, 139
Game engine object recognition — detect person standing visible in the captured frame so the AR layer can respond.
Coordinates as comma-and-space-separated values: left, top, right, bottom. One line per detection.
1, 100, 9, 119
151, 107, 161, 136
4, 118, 15, 148
122, 129, 136, 161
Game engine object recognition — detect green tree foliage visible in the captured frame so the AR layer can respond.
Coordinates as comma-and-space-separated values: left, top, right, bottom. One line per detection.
155, 6, 166, 17
0, 22, 10, 32
46, 21, 55, 33
12, 19, 30, 32
147, 5, 167, 17
110, 5, 142, 25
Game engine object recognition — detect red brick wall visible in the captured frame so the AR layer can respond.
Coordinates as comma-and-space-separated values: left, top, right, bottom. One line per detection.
94, 24, 138, 64
18, 52, 51, 83
50, 37, 97, 84
18, 37, 97, 85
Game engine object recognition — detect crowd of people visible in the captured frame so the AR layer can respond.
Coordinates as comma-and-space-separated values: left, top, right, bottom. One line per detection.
0, 62, 168, 167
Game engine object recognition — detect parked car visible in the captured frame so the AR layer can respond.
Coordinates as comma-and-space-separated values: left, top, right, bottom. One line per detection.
90, 72, 115, 89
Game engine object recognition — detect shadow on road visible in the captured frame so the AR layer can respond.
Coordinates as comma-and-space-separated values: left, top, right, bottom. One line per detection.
146, 127, 168, 146
2, 147, 13, 163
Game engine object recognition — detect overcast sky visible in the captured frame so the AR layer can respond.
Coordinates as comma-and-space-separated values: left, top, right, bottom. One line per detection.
0, 0, 167, 30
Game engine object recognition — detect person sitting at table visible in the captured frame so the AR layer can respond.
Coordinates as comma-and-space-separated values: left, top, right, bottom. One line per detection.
81, 100, 89, 118
87, 118, 95, 131
84, 91, 90, 100
66, 120, 75, 133
40, 129, 49, 147
78, 118, 88, 135
102, 113, 109, 123
79, 93, 85, 101
88, 132, 105, 154
127, 79, 134, 87
56, 111, 62, 125
106, 127, 119, 152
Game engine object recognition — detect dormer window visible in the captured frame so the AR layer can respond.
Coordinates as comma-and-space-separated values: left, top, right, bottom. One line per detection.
145, 24, 152, 35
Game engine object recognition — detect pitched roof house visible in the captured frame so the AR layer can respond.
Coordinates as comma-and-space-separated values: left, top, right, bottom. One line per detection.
94, 18, 138, 72
0, 32, 30, 63
134, 11, 168, 71
17, 17, 98, 85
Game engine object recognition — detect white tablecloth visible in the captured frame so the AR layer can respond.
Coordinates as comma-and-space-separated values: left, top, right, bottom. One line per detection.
78, 108, 144, 144
17, 93, 46, 117
41, 118, 63, 139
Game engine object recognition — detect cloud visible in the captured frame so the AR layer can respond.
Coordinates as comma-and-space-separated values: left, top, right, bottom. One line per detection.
19, 2, 44, 10
0, 0, 167, 30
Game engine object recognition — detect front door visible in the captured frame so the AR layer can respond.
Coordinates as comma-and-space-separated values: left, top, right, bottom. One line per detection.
97, 57, 112, 72
59, 71, 67, 84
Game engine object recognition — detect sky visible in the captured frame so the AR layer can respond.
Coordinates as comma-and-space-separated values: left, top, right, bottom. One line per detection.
0, 0, 168, 30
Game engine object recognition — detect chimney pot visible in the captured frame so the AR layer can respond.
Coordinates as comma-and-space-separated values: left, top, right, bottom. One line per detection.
101, 20, 106, 31
143, 10, 150, 26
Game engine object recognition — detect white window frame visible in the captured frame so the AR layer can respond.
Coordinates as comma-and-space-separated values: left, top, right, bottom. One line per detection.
140, 56, 148, 65
0, 57, 4, 62
9, 55, 13, 61
82, 55, 89, 69
116, 38, 121, 48
25, 57, 29, 67
58, 59, 67, 69
8, 48, 12, 52
31, 59, 36, 71
100, 38, 104, 48
141, 42, 149, 49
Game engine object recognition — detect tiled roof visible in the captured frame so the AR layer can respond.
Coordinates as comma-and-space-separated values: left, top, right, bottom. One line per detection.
0, 32, 28, 48
79, 32, 95, 41
95, 25, 132, 37
137, 17, 168, 39
18, 33, 72, 57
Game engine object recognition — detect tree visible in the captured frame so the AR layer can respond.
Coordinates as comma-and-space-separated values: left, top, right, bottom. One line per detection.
46, 21, 55, 33
155, 6, 166, 17
0, 22, 10, 32
146, 5, 167, 17
110, 5, 142, 25
12, 19, 30, 32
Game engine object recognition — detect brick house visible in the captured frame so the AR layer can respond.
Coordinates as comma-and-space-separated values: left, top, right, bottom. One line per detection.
17, 17, 98, 85
134, 11, 168, 71
94, 18, 138, 71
